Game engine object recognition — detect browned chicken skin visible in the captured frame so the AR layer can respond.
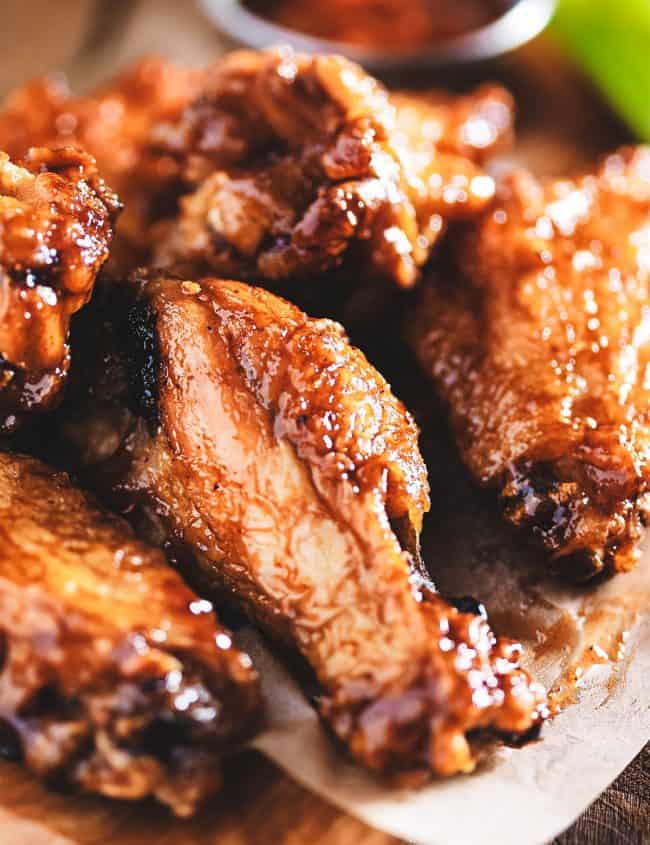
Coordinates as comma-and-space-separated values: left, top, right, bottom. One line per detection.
412, 147, 650, 580
0, 452, 259, 815
59, 274, 546, 780
150, 50, 511, 287
0, 58, 201, 271
390, 85, 513, 166
0, 53, 510, 289
0, 146, 119, 429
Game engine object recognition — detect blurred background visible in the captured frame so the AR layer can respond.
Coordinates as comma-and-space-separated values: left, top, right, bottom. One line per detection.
2, 0, 649, 145
0, 0, 650, 186
2, 0, 228, 95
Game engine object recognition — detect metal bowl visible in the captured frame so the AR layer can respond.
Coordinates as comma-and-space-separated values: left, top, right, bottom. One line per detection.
199, 0, 558, 73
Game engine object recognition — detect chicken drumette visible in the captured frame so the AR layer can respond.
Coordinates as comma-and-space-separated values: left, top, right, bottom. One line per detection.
0, 452, 259, 815
412, 147, 650, 580
149, 50, 511, 288
59, 274, 546, 781
0, 146, 119, 429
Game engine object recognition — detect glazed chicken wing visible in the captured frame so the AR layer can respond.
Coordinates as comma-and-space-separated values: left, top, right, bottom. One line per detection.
412, 147, 650, 580
0, 53, 510, 288
59, 274, 546, 780
0, 452, 259, 815
0, 146, 119, 429
0, 58, 200, 271
390, 85, 513, 166
150, 50, 511, 288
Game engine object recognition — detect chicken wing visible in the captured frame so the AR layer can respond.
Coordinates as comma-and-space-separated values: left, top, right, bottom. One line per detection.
150, 50, 511, 288
0, 146, 119, 429
58, 274, 546, 781
0, 53, 510, 289
0, 58, 201, 271
0, 451, 259, 815
412, 147, 650, 580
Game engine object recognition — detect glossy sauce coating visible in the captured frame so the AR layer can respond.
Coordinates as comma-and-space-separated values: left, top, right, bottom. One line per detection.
246, 0, 506, 50
0, 58, 201, 272
0, 147, 119, 428
151, 50, 510, 288
412, 147, 650, 579
0, 452, 259, 815
61, 274, 546, 781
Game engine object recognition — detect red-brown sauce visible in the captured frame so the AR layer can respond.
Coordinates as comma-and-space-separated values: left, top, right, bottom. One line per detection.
247, 0, 508, 50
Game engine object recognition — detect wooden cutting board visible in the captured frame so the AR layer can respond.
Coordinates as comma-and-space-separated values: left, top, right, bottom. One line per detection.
0, 1, 647, 843
1, 746, 647, 844
0, 752, 392, 845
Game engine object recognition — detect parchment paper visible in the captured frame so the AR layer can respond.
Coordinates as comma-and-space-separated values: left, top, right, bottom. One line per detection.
244, 575, 649, 845
242, 422, 650, 845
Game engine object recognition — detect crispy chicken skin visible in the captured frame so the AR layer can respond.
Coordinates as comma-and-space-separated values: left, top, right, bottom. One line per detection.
150, 50, 511, 287
60, 274, 546, 780
412, 147, 650, 580
0, 53, 510, 286
0, 146, 119, 429
0, 58, 200, 270
0, 452, 259, 816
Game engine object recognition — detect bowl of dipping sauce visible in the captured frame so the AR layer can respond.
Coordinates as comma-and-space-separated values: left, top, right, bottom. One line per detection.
200, 0, 558, 72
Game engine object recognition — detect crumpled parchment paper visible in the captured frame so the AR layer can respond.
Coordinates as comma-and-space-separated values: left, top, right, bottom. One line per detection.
244, 571, 649, 845
243, 425, 650, 845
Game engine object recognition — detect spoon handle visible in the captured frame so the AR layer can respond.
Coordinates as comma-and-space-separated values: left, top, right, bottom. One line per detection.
66, 0, 140, 93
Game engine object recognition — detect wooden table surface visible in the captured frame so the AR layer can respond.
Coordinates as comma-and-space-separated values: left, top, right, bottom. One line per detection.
1, 745, 647, 845
1, 1, 648, 842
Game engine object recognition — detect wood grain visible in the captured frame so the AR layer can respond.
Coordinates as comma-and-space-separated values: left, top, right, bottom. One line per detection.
0, 753, 396, 845
554, 747, 650, 845
2, 745, 647, 844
